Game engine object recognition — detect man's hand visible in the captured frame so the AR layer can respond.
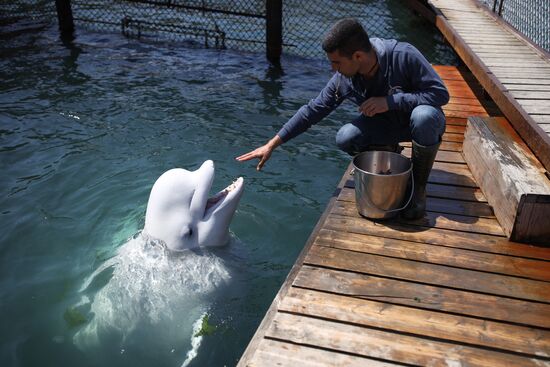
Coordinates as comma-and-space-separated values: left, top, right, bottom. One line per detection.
359, 96, 389, 117
236, 135, 283, 171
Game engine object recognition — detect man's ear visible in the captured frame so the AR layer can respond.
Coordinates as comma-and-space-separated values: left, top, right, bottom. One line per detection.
352, 50, 365, 62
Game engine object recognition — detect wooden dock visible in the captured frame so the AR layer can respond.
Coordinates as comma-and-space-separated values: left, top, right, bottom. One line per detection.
428, 0, 550, 171
237, 65, 550, 366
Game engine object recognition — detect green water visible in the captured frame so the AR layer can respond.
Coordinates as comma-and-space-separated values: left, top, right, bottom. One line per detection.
1, 15, 453, 367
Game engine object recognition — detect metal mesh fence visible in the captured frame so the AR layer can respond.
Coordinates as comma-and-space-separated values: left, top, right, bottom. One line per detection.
477, 0, 550, 53
0, 0, 457, 64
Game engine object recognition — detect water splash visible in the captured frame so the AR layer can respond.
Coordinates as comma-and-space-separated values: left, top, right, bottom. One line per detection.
181, 312, 207, 367
73, 232, 231, 362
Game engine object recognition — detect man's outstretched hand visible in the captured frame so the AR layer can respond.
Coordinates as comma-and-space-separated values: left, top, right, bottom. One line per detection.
236, 135, 283, 171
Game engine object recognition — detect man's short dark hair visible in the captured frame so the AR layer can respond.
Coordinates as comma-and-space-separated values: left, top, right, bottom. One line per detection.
322, 18, 372, 58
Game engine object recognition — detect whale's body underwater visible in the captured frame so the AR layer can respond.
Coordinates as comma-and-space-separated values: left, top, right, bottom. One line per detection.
73, 161, 244, 362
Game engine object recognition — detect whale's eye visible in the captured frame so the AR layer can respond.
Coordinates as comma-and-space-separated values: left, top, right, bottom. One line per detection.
188, 228, 193, 237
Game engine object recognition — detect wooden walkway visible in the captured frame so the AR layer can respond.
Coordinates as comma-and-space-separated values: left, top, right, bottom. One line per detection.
237, 65, 550, 366
428, 0, 550, 171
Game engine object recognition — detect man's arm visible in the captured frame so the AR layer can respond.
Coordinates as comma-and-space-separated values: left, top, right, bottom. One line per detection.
385, 44, 450, 113
236, 73, 344, 170
277, 72, 344, 142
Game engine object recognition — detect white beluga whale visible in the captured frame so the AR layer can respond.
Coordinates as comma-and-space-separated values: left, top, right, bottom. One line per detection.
144, 160, 244, 250
72, 160, 244, 364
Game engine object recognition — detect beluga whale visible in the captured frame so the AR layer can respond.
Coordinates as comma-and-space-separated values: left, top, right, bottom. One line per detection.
72, 160, 244, 364
144, 160, 244, 250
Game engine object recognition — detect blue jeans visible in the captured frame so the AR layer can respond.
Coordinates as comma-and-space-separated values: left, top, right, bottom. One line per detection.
335, 105, 446, 155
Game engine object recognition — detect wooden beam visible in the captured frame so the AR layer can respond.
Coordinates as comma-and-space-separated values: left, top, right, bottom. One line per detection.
463, 116, 550, 244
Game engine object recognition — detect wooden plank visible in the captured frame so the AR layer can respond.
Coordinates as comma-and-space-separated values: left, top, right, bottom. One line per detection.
266, 313, 548, 366
248, 339, 396, 367
315, 228, 550, 281
501, 78, 550, 85
449, 95, 485, 105
324, 215, 550, 260
294, 266, 550, 328
463, 117, 550, 243
344, 178, 486, 202
402, 140, 463, 152
347, 162, 476, 188
426, 182, 486, 201
339, 187, 492, 217
441, 131, 465, 142
305, 245, 550, 302
443, 103, 487, 114
403, 146, 466, 164
512, 99, 550, 114
506, 85, 550, 92
444, 110, 488, 120
280, 288, 550, 356
445, 116, 468, 126
512, 91, 550, 99
331, 200, 505, 236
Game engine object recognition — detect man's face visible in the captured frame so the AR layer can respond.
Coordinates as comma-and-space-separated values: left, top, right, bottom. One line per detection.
327, 50, 360, 78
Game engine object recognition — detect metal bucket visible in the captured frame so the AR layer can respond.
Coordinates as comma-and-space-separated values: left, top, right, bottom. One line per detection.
352, 151, 413, 220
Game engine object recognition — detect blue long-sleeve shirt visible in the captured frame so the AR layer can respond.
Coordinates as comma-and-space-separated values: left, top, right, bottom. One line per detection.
277, 38, 450, 143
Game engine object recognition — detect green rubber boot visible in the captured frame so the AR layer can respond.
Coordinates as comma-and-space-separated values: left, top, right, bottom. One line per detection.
402, 140, 441, 220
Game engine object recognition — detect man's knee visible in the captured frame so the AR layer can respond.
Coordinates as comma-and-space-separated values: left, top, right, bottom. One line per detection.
336, 123, 361, 154
410, 105, 445, 146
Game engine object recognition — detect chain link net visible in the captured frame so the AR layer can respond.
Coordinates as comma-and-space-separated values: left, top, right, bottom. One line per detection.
1, 0, 457, 64
476, 0, 549, 53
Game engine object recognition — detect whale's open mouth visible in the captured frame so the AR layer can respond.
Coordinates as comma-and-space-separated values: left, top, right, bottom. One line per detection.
205, 177, 243, 213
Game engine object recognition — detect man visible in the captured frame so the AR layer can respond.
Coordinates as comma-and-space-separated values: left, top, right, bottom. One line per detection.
236, 18, 449, 220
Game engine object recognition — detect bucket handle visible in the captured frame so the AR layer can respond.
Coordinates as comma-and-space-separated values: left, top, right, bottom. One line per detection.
360, 172, 415, 214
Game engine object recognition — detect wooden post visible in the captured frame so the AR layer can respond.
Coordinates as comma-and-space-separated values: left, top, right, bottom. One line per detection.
266, 0, 282, 64
55, 0, 75, 38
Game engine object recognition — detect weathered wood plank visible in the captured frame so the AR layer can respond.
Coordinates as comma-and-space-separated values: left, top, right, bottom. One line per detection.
266, 313, 549, 366
512, 91, 550, 99
463, 117, 550, 243
248, 339, 396, 367
305, 245, 550, 302
315, 228, 550, 281
294, 266, 550, 328
441, 131, 466, 142
323, 215, 550, 260
448, 96, 485, 105
280, 288, 550, 356
445, 116, 468, 126
331, 199, 505, 236
338, 187, 493, 218
346, 165, 477, 188
479, 59, 550, 68
344, 178, 485, 202
501, 78, 550, 85
443, 103, 487, 114
402, 146, 466, 164
426, 182, 485, 201
403, 140, 463, 152
444, 109, 488, 120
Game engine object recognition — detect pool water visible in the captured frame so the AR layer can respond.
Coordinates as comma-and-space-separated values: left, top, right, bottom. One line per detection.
1, 17, 451, 367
